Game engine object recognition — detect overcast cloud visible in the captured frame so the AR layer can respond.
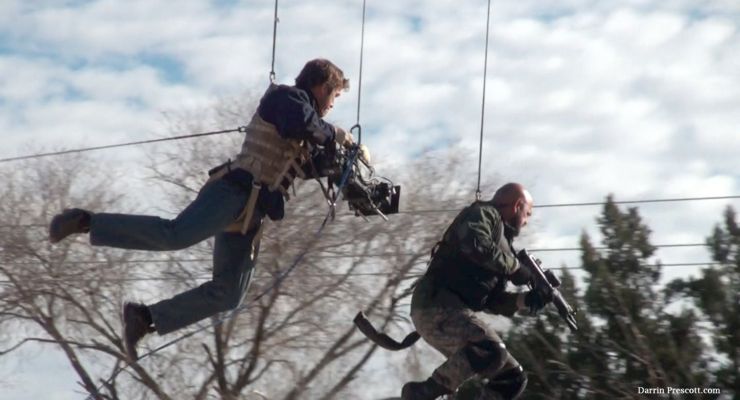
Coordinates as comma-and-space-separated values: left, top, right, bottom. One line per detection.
1, 0, 738, 398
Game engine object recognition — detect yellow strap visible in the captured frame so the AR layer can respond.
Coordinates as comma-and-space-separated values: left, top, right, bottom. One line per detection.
239, 181, 262, 235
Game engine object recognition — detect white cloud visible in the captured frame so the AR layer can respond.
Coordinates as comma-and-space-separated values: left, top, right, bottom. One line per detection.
0, 0, 738, 398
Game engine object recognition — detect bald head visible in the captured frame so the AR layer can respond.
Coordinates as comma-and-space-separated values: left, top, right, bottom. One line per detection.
492, 182, 533, 237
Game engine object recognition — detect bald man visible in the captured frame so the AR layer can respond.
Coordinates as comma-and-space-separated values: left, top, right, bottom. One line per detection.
401, 183, 550, 400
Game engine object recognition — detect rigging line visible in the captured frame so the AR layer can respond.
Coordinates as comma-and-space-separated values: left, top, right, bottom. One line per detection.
533, 195, 740, 208
476, 0, 492, 201
269, 0, 279, 82
1, 262, 726, 286
0, 127, 244, 164
3, 195, 737, 229
354, 0, 367, 128
0, 242, 712, 265
0, 271, 406, 285
548, 262, 724, 271
388, 195, 740, 214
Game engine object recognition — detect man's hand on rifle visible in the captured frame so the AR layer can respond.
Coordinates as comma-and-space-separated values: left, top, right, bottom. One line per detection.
523, 289, 553, 315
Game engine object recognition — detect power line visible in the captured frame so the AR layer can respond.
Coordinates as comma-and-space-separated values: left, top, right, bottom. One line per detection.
475, 0, 493, 201
0, 271, 397, 285
533, 195, 740, 208
549, 262, 724, 271
0, 262, 726, 286
0, 127, 244, 164
0, 242, 712, 265
354, 0, 367, 128
269, 0, 279, 83
391, 195, 740, 215
2, 195, 737, 229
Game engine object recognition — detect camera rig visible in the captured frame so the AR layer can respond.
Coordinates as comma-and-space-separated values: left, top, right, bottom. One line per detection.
315, 142, 400, 220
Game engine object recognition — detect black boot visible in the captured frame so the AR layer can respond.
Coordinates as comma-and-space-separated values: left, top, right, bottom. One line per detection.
122, 302, 155, 361
401, 377, 452, 400
49, 208, 92, 243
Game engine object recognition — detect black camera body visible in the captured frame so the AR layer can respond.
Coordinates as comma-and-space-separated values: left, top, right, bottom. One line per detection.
316, 143, 400, 217
343, 174, 401, 216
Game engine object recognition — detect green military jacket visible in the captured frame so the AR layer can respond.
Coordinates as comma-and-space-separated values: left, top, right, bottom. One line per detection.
419, 201, 522, 315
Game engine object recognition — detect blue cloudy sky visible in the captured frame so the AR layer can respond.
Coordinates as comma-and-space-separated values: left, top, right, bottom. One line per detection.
1, 0, 739, 398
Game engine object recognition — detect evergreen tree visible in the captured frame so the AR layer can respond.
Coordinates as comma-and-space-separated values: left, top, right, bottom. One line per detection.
667, 206, 740, 399
506, 196, 711, 399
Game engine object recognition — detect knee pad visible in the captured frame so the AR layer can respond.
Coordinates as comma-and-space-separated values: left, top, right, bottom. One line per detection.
486, 365, 527, 399
462, 340, 508, 373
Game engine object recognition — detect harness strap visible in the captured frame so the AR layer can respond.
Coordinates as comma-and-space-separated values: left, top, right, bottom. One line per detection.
239, 181, 262, 235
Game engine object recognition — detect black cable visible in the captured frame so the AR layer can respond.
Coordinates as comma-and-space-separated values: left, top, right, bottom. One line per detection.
548, 262, 724, 271
533, 195, 740, 208
0, 271, 402, 285
0, 262, 726, 286
0, 127, 244, 164
355, 0, 367, 127
0, 242, 711, 265
476, 0, 492, 201
389, 195, 740, 214
2, 194, 737, 229
269, 0, 279, 82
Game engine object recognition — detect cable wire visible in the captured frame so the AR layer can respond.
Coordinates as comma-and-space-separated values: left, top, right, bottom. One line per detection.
269, 0, 279, 82
0, 262, 726, 286
3, 195, 736, 229
0, 242, 712, 265
355, 0, 367, 128
391, 195, 740, 215
533, 195, 740, 208
476, 0, 492, 201
0, 127, 244, 164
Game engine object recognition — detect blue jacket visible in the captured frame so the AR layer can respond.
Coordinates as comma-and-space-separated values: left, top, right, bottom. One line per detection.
258, 84, 338, 145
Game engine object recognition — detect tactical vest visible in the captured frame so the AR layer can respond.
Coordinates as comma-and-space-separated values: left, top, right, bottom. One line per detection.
427, 203, 514, 310
234, 113, 311, 198
209, 109, 311, 235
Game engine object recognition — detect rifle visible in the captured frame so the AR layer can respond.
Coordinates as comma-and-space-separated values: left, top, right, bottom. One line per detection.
354, 249, 579, 351
517, 249, 578, 332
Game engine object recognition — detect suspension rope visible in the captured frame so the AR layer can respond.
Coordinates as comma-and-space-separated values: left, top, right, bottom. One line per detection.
1, 195, 737, 229
0, 242, 712, 265
0, 127, 244, 164
475, 0, 492, 201
355, 0, 366, 129
269, 0, 279, 82
2, 261, 724, 287
349, 0, 367, 146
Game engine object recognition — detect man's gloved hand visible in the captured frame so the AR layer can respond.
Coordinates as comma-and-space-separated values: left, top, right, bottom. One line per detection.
358, 144, 371, 164
524, 289, 553, 315
333, 125, 354, 147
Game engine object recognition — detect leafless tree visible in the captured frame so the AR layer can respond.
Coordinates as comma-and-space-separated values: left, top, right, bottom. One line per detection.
0, 89, 483, 399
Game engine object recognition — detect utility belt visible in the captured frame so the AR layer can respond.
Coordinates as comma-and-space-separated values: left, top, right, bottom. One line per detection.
207, 161, 263, 235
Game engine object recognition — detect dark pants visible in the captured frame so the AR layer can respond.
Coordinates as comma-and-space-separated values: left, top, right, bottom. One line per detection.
90, 179, 261, 334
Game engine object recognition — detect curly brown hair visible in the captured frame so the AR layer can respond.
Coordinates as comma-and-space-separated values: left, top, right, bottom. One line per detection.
295, 58, 349, 92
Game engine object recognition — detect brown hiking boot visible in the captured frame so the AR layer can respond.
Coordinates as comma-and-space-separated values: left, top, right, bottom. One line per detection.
401, 377, 452, 400
49, 208, 91, 243
122, 302, 155, 361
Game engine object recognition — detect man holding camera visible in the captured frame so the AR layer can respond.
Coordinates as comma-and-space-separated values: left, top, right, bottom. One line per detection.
48, 58, 355, 361
401, 183, 551, 400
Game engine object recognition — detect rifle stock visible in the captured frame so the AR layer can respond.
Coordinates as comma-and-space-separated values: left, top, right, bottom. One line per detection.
517, 249, 578, 332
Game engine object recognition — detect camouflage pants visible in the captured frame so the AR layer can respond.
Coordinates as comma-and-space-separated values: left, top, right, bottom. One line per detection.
410, 276, 521, 400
